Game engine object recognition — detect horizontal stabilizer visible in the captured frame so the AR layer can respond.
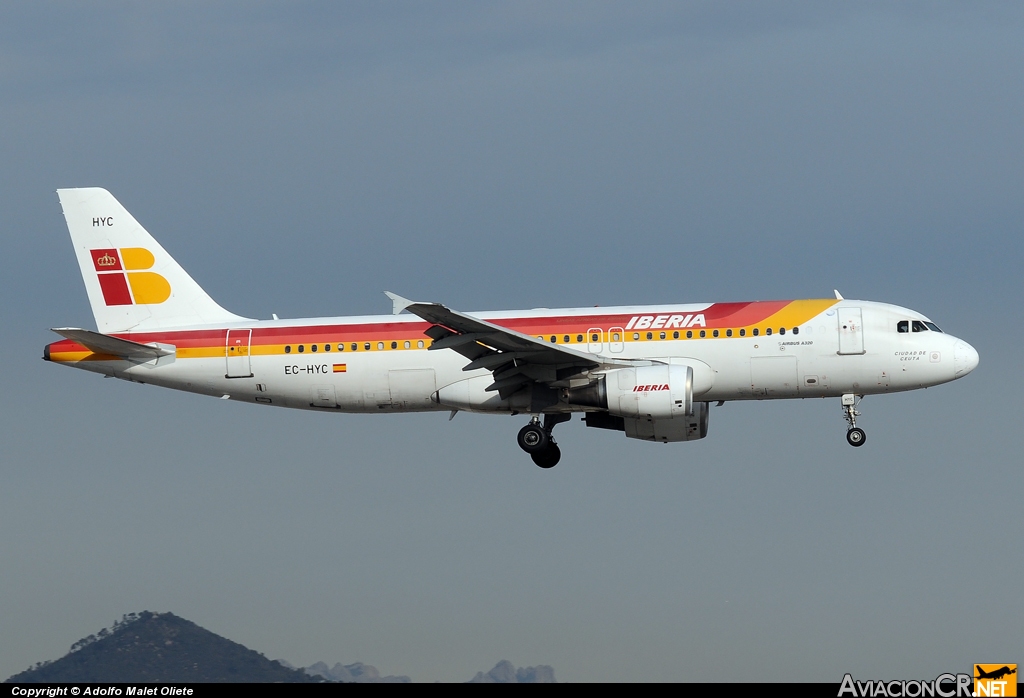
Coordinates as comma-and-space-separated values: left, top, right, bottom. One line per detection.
51, 327, 173, 360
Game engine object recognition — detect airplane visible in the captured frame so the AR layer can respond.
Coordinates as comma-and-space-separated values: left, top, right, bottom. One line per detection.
44, 188, 979, 468
975, 666, 1016, 681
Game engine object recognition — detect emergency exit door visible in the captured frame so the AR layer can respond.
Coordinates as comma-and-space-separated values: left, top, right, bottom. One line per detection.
225, 329, 253, 378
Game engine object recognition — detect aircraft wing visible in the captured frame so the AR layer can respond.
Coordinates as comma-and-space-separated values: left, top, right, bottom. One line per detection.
386, 292, 625, 398
51, 328, 174, 361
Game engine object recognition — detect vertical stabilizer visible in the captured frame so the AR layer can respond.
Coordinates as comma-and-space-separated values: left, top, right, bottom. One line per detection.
57, 188, 250, 333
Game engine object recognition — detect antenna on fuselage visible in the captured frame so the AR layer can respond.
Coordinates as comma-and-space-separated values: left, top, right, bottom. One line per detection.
833, 289, 844, 300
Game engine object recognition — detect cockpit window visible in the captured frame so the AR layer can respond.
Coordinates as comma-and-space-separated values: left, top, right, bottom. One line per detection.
912, 321, 927, 332
897, 321, 909, 333
924, 322, 943, 333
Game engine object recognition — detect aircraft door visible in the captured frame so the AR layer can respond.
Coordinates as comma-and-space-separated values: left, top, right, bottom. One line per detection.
609, 327, 624, 353
225, 329, 253, 378
587, 328, 604, 354
837, 307, 865, 355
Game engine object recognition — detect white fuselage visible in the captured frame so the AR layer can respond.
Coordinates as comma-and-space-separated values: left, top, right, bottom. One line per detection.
48, 299, 978, 415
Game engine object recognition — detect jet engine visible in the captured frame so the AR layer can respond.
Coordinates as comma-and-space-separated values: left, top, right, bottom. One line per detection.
573, 361, 714, 442
567, 361, 713, 417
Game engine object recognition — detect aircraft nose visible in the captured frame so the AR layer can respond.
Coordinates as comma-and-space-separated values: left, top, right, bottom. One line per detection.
953, 340, 979, 378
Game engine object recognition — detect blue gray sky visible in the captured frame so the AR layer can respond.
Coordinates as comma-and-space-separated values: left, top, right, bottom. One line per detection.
1, 2, 1021, 682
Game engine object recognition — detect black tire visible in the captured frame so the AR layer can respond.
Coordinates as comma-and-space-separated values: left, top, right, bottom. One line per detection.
531, 444, 561, 469
517, 424, 549, 453
846, 427, 866, 447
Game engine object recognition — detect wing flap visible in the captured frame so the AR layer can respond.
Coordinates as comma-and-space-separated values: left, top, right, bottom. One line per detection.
462, 351, 544, 372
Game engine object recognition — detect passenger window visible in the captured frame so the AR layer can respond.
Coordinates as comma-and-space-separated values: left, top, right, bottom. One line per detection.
739, 329, 745, 337
779, 327, 786, 335
591, 333, 599, 342
391, 341, 397, 349
324, 344, 330, 351
646, 332, 653, 340
577, 334, 584, 343
726, 329, 733, 337
632, 333, 640, 340
377, 342, 384, 350
285, 345, 291, 354
712, 329, 719, 338
352, 343, 358, 351
792, 327, 799, 335
686, 330, 692, 339
311, 344, 317, 352
699, 330, 706, 338
912, 321, 927, 333
753, 328, 759, 336
765, 328, 772, 336
417, 340, 424, 348
564, 335, 570, 343
659, 332, 666, 340
298, 345, 305, 353
897, 321, 909, 333
672, 331, 679, 339
612, 333, 620, 342
404, 341, 411, 349
550, 335, 557, 343
338, 344, 344, 351
363, 343, 370, 351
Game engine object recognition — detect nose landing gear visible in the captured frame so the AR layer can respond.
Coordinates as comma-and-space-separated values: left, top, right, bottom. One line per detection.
842, 393, 866, 447
517, 414, 570, 468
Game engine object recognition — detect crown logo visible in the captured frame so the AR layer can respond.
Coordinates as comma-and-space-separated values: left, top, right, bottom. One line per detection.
96, 253, 118, 267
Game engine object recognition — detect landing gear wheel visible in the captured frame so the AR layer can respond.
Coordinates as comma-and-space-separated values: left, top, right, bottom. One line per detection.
517, 424, 549, 453
531, 444, 561, 468
846, 427, 866, 447
840, 395, 866, 448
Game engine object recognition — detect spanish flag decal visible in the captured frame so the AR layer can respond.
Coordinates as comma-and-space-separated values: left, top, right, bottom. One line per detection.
333, 364, 347, 373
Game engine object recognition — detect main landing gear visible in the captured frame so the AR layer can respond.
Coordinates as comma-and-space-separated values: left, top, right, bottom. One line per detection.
517, 414, 570, 468
842, 393, 866, 447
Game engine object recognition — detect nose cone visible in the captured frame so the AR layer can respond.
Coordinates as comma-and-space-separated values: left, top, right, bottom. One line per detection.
954, 340, 979, 378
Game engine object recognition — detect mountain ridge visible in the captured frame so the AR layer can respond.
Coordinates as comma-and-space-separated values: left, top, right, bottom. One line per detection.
6, 612, 555, 683
5, 612, 316, 684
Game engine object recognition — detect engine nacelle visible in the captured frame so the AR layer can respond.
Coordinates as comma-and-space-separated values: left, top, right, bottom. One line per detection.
569, 360, 714, 418
606, 363, 693, 418
584, 401, 711, 443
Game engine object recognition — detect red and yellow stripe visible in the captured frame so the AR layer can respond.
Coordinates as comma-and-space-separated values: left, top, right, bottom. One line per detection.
45, 299, 839, 363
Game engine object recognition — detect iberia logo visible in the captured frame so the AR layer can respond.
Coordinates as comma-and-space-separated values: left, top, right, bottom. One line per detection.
975, 664, 1017, 697
90, 248, 171, 306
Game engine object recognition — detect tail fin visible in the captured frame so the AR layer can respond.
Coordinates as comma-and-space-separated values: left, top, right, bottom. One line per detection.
57, 188, 249, 333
